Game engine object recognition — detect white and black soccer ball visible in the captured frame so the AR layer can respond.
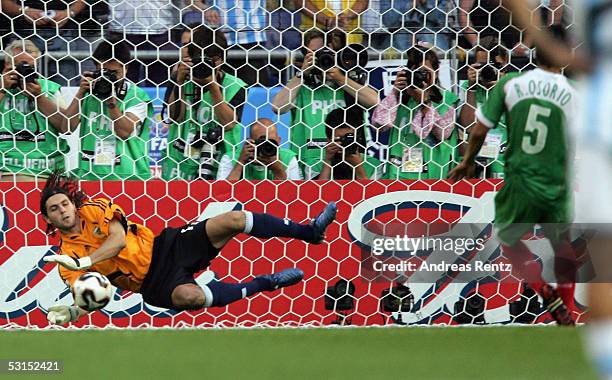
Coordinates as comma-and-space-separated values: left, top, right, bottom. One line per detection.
71, 272, 113, 312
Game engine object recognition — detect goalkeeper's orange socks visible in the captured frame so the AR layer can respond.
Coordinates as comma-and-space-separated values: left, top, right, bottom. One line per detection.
243, 211, 314, 242
202, 277, 271, 307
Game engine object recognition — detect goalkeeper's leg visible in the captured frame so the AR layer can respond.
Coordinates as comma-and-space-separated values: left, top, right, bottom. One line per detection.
205, 201, 337, 249
171, 268, 304, 310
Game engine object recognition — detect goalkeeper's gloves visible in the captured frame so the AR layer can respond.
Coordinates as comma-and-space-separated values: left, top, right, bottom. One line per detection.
47, 305, 83, 325
43, 255, 92, 271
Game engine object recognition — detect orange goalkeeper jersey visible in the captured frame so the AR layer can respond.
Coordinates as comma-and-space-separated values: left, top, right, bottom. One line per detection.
56, 198, 155, 292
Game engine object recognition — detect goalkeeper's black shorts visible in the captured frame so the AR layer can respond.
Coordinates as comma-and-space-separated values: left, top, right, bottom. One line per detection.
140, 219, 220, 309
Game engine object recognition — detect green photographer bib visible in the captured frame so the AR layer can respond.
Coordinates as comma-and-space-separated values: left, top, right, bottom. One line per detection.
161, 73, 246, 180
78, 82, 153, 180
291, 85, 348, 177
460, 80, 508, 178
0, 78, 67, 176
384, 90, 459, 180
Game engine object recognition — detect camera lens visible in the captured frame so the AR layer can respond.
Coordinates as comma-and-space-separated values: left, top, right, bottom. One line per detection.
316, 49, 336, 71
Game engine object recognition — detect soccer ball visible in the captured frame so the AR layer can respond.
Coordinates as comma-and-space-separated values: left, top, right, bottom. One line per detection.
71, 272, 113, 312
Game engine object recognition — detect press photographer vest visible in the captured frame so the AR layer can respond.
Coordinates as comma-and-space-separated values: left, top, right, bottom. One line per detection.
78, 81, 152, 180
292, 85, 369, 178
162, 73, 246, 180
0, 78, 67, 176
460, 80, 508, 178
385, 90, 459, 180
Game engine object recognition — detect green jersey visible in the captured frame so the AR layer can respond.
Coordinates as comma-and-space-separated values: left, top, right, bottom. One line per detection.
0, 78, 67, 176
460, 80, 507, 178
78, 82, 153, 180
384, 90, 460, 180
290, 84, 347, 178
162, 73, 247, 180
477, 68, 576, 203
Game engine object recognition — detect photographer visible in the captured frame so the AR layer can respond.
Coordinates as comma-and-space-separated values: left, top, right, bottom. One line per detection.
0, 39, 69, 181
64, 38, 153, 180
319, 107, 383, 180
372, 46, 459, 180
271, 29, 378, 179
216, 118, 302, 180
161, 25, 247, 180
458, 37, 509, 178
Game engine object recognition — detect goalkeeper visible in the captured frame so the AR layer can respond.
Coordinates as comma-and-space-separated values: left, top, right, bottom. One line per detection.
40, 173, 337, 324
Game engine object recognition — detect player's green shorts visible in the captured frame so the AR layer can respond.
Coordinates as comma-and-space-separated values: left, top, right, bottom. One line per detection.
494, 181, 570, 246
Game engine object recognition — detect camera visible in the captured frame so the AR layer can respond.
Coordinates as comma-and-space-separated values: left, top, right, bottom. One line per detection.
12, 62, 38, 89
253, 136, 278, 158
90, 69, 118, 99
477, 61, 503, 83
337, 132, 358, 155
315, 48, 336, 71
380, 283, 414, 313
192, 125, 223, 149
191, 55, 215, 79
188, 43, 215, 79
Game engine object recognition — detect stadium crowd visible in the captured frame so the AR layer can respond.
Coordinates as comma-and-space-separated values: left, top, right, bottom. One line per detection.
0, 0, 569, 181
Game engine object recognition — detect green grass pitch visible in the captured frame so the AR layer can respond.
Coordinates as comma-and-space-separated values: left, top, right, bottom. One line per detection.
0, 327, 597, 380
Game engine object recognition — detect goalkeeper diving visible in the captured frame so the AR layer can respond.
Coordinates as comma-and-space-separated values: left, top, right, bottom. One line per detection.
40, 173, 337, 324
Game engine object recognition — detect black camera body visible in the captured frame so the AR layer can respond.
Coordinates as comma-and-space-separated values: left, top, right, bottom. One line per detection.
380, 283, 414, 313
12, 62, 38, 89
478, 61, 504, 83
191, 55, 215, 79
192, 125, 223, 149
324, 279, 355, 312
90, 69, 118, 99
337, 132, 358, 155
306, 44, 369, 87
253, 136, 278, 158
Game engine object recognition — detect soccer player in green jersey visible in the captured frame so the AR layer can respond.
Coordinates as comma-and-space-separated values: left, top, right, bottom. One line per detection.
449, 25, 577, 325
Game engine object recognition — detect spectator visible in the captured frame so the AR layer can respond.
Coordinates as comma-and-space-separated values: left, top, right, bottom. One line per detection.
266, 0, 302, 51
300, 0, 368, 44
319, 107, 382, 180
161, 26, 247, 180
194, 0, 270, 86
271, 29, 378, 179
381, 0, 455, 52
64, 38, 153, 180
372, 46, 459, 180
0, 39, 69, 181
0, 0, 102, 85
458, 0, 520, 49
458, 36, 509, 178
217, 118, 302, 180
265, 0, 302, 84
107, 0, 180, 86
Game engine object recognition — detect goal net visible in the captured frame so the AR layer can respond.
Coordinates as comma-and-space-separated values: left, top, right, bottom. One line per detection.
0, 0, 585, 328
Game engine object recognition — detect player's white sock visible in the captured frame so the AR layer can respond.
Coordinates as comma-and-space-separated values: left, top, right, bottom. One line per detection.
243, 211, 253, 234
586, 320, 612, 380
